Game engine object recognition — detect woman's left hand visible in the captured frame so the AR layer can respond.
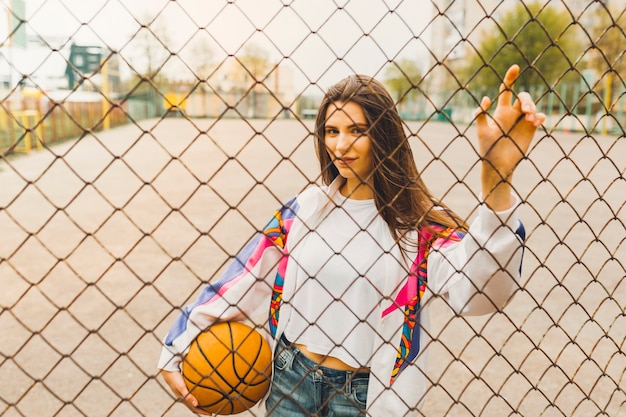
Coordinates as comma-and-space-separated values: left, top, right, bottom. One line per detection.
474, 64, 546, 211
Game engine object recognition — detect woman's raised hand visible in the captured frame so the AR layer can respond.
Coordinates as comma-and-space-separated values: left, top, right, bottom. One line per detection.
474, 64, 546, 211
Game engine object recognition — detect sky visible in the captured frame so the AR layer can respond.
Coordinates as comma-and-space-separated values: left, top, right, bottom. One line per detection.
4, 0, 436, 92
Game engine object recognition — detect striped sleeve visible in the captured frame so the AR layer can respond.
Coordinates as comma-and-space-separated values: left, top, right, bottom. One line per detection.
158, 198, 299, 371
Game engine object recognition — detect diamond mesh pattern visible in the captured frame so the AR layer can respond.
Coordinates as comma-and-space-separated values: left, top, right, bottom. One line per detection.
1, 1, 625, 416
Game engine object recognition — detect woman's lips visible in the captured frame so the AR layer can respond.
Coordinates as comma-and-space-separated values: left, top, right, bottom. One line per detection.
336, 157, 356, 166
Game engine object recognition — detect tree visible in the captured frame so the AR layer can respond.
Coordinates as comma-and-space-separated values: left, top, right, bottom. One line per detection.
185, 38, 216, 81
120, 15, 173, 117
132, 15, 172, 87
239, 43, 271, 84
461, 2, 582, 95
384, 58, 422, 104
588, 6, 626, 107
384, 58, 424, 118
238, 43, 271, 118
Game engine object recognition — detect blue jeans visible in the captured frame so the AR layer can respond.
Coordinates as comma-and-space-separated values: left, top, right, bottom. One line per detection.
265, 335, 369, 417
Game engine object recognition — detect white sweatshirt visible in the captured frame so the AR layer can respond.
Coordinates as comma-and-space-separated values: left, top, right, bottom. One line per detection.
158, 177, 525, 416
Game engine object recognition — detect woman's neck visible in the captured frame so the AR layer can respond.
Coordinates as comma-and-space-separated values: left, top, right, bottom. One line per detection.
340, 178, 374, 200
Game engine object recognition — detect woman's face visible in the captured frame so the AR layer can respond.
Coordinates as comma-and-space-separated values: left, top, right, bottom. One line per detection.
324, 101, 374, 195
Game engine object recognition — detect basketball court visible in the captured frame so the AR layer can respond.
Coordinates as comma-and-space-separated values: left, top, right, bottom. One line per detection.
1, 117, 624, 416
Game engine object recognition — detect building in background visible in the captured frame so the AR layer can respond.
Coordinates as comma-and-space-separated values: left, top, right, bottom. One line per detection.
1, 1, 72, 93
1, 0, 27, 90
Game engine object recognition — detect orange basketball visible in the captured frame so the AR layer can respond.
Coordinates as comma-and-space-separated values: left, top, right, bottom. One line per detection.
182, 322, 273, 414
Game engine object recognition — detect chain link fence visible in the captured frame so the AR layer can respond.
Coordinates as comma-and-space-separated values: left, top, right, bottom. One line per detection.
1, 0, 624, 416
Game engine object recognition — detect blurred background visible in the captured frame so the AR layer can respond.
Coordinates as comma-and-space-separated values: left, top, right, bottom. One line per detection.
2, 0, 625, 151
1, 1, 624, 416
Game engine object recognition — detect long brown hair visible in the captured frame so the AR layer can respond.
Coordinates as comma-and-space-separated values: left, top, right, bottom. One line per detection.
314, 74, 468, 244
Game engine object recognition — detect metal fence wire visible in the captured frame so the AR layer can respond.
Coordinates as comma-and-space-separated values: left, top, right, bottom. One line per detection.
1, 0, 625, 416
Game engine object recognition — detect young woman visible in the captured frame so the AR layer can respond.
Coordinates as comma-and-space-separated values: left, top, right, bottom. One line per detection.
158, 64, 545, 416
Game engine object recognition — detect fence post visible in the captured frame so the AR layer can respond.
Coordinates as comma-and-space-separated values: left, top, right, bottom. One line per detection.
13, 110, 43, 153
602, 73, 612, 135
614, 85, 625, 135
585, 90, 594, 132
102, 57, 110, 130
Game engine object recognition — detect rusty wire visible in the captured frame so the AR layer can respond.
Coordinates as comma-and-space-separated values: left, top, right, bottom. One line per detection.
0, 1, 625, 416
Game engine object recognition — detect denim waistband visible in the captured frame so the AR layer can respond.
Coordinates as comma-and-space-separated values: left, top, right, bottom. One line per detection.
279, 334, 370, 382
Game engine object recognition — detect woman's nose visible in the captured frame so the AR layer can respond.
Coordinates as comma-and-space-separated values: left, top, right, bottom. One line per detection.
335, 132, 351, 154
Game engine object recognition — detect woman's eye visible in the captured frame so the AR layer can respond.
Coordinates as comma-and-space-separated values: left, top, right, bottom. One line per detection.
326, 128, 339, 135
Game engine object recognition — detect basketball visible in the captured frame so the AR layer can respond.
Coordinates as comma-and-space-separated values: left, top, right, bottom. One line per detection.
181, 322, 273, 414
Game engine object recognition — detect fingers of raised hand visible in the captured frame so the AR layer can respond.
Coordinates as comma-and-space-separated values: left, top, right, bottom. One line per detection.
474, 96, 492, 117
515, 92, 534, 112
515, 92, 546, 128
498, 64, 520, 107
474, 96, 493, 134
526, 111, 546, 127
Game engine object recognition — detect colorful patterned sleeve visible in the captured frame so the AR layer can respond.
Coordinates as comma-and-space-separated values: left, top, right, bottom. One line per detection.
157, 198, 299, 371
